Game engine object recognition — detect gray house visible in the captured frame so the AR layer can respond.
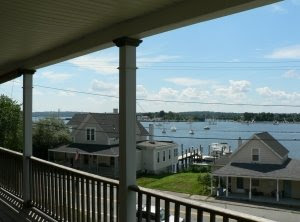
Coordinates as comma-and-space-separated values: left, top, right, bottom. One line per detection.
212, 132, 300, 203
49, 112, 178, 178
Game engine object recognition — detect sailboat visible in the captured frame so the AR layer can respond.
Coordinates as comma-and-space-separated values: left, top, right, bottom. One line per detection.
189, 123, 194, 134
170, 125, 176, 132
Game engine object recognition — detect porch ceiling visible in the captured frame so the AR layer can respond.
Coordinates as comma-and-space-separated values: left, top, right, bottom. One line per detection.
0, 0, 279, 83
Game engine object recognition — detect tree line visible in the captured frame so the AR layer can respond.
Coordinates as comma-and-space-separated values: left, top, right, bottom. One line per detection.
0, 95, 71, 160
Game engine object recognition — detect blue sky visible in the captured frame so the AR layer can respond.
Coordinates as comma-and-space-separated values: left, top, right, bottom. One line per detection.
1, 0, 300, 113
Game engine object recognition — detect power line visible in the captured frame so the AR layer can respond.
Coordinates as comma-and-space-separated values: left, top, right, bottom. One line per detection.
33, 84, 300, 108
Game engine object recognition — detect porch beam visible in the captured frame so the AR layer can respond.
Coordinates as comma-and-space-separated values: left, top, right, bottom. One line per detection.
114, 37, 142, 222
22, 69, 35, 206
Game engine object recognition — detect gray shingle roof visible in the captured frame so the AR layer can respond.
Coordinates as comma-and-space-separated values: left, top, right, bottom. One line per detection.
255, 132, 289, 158
49, 143, 119, 157
213, 158, 300, 180
67, 113, 86, 126
67, 113, 149, 138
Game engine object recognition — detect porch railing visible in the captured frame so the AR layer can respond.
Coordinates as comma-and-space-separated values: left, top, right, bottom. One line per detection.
31, 156, 119, 222
0, 147, 275, 222
0, 147, 23, 198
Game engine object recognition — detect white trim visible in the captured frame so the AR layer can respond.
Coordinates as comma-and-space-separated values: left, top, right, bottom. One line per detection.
251, 147, 260, 163
212, 174, 300, 182
254, 135, 285, 160
86, 127, 96, 141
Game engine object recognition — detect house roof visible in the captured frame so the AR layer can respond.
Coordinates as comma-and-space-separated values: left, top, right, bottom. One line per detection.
49, 143, 120, 157
68, 113, 149, 138
255, 132, 289, 158
213, 155, 231, 166
213, 158, 300, 180
0, 0, 278, 83
67, 113, 87, 126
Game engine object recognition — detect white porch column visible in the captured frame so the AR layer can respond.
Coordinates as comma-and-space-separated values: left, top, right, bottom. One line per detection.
226, 176, 229, 197
218, 176, 221, 188
276, 179, 279, 202
114, 37, 142, 222
22, 70, 35, 206
249, 177, 252, 200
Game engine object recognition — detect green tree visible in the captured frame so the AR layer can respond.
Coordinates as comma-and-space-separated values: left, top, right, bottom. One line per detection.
33, 117, 71, 159
0, 95, 22, 151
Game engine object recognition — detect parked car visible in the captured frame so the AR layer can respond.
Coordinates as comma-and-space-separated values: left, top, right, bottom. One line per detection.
137, 205, 185, 222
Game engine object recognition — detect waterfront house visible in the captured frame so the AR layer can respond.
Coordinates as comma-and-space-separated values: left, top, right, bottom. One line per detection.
212, 132, 300, 203
48, 112, 178, 178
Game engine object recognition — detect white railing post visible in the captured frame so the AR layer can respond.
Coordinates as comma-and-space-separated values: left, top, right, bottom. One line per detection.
22, 69, 35, 206
249, 177, 252, 200
113, 37, 142, 222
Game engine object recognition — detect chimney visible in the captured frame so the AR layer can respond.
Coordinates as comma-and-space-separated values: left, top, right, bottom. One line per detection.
238, 137, 242, 148
113, 108, 118, 114
149, 124, 154, 143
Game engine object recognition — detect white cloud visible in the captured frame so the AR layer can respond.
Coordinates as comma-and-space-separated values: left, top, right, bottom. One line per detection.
179, 88, 209, 100
156, 87, 179, 100
91, 80, 119, 96
41, 71, 72, 81
214, 80, 251, 99
137, 85, 148, 98
137, 55, 179, 65
270, 4, 288, 13
282, 70, 300, 79
266, 45, 300, 59
69, 54, 118, 75
165, 77, 211, 86
256, 87, 300, 101
58, 88, 76, 97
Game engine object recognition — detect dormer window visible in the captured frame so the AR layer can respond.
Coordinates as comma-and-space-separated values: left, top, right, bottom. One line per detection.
252, 148, 259, 162
86, 128, 96, 141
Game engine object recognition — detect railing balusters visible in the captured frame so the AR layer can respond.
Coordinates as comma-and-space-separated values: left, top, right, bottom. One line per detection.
197, 208, 203, 222
174, 202, 180, 222
186, 206, 191, 222
137, 192, 142, 222
165, 200, 170, 222
59, 170, 63, 221
55, 168, 59, 220
87, 177, 91, 222
223, 215, 229, 222
146, 194, 151, 222
63, 170, 67, 221
77, 175, 80, 222
72, 173, 76, 222
92, 180, 96, 222
210, 212, 216, 222
97, 180, 101, 222
0, 148, 272, 222
103, 183, 107, 222
82, 177, 86, 222
155, 197, 160, 222
110, 184, 114, 222
67, 172, 71, 221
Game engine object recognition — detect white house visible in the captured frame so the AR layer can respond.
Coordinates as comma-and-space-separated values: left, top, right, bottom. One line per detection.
49, 112, 178, 178
212, 132, 300, 203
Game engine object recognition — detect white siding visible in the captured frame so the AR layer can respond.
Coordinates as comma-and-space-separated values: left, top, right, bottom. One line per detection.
72, 116, 109, 145
231, 140, 282, 164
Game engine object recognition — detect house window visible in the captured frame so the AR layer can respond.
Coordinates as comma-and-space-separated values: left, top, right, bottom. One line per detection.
237, 177, 244, 189
86, 128, 96, 141
163, 151, 166, 161
252, 148, 259, 162
169, 150, 171, 159
252, 179, 259, 187
174, 148, 178, 157
157, 152, 160, 163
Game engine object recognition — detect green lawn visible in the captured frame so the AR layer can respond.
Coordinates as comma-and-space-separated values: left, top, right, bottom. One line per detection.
137, 172, 210, 196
